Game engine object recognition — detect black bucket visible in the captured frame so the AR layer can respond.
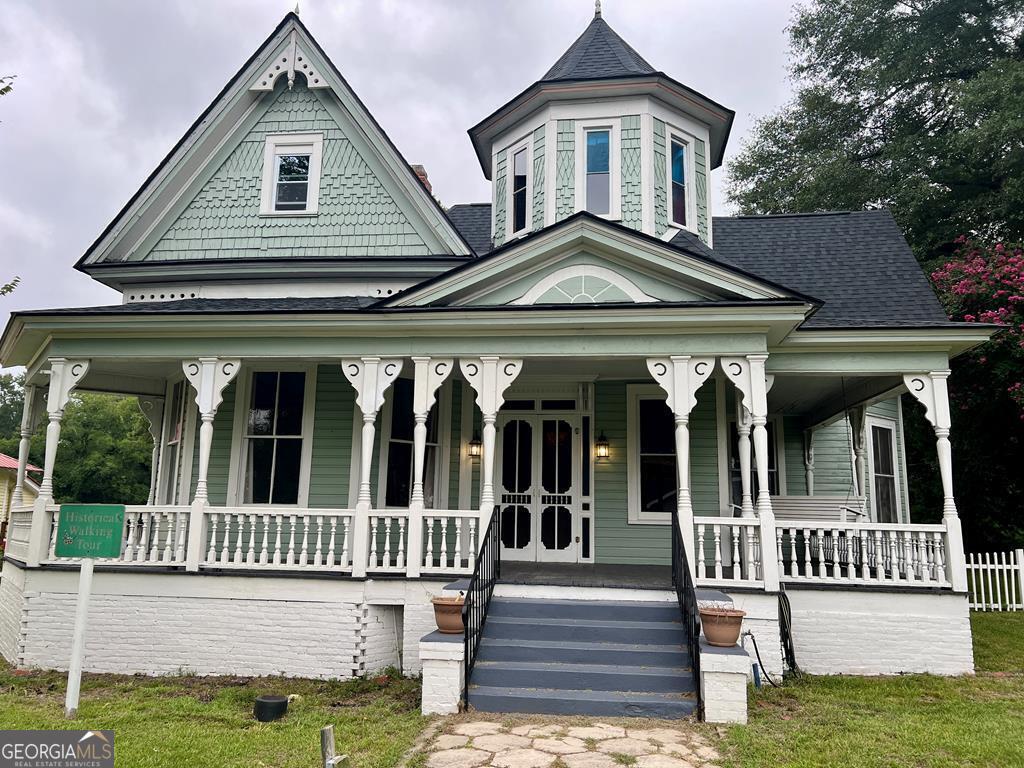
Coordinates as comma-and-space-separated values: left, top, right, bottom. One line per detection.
253, 694, 288, 722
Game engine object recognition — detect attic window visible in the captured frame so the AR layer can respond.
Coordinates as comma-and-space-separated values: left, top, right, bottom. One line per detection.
505, 137, 533, 238
260, 133, 324, 215
670, 137, 688, 227
574, 119, 620, 219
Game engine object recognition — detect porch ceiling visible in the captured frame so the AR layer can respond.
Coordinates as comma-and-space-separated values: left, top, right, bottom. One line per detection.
768, 373, 904, 426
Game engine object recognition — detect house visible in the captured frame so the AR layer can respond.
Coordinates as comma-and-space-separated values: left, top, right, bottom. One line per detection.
0, 7, 994, 721
0, 453, 40, 547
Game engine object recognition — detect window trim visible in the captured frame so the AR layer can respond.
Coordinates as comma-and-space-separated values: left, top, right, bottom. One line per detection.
505, 136, 534, 239
574, 119, 621, 220
226, 364, 317, 507
376, 379, 453, 510
866, 415, 902, 523
663, 126, 697, 233
626, 384, 675, 525
156, 377, 195, 505
259, 133, 324, 216
725, 414, 787, 503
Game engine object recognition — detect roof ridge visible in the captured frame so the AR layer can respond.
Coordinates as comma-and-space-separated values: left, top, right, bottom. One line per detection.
716, 211, 854, 221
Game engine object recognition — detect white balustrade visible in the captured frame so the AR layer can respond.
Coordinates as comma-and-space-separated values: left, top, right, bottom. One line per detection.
367, 512, 409, 573
199, 508, 354, 571
4, 507, 36, 562
43, 506, 189, 566
774, 520, 950, 587
421, 511, 479, 574
693, 517, 763, 587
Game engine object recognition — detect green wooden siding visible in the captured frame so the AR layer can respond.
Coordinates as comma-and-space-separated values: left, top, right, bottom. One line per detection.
592, 380, 719, 566
555, 120, 575, 221
694, 138, 709, 243
532, 127, 545, 231
493, 149, 508, 247
149, 81, 430, 261
621, 115, 642, 230
652, 119, 668, 236
308, 365, 354, 507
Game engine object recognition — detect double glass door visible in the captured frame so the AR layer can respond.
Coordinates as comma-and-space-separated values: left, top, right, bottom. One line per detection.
496, 413, 580, 562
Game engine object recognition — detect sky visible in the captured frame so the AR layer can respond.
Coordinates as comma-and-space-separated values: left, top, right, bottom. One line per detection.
0, 0, 796, 332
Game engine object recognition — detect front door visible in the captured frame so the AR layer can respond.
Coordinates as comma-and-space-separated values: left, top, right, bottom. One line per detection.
497, 413, 580, 562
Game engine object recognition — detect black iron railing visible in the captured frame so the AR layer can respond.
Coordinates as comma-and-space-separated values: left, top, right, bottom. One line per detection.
461, 509, 501, 708
671, 514, 703, 719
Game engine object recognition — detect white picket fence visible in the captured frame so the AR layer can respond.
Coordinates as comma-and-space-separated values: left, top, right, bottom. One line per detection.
967, 550, 1024, 611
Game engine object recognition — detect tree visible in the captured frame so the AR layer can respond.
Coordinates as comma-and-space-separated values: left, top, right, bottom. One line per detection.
727, 0, 1024, 263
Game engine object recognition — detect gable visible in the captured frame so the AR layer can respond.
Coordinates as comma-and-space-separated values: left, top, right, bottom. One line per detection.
146, 81, 432, 261
79, 13, 469, 275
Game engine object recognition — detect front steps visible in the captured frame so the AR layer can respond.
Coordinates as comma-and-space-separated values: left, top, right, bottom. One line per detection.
468, 597, 697, 718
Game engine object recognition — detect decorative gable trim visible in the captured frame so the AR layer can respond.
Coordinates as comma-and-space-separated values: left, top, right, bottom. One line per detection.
250, 29, 329, 92
512, 264, 655, 304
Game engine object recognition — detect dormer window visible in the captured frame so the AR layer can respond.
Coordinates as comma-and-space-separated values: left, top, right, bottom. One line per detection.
574, 119, 620, 219
504, 137, 534, 238
586, 130, 610, 215
260, 133, 323, 216
512, 147, 529, 232
670, 137, 687, 227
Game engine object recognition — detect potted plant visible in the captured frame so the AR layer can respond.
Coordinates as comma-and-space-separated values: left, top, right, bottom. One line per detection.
698, 599, 745, 647
431, 591, 465, 634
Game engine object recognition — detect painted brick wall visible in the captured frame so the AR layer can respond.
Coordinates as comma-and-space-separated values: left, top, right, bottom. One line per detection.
360, 604, 402, 674
652, 119, 668, 236
493, 149, 508, 247
19, 592, 364, 679
555, 120, 576, 221
620, 115, 642, 231
532, 126, 546, 231
148, 81, 430, 261
0, 562, 25, 664
787, 589, 974, 675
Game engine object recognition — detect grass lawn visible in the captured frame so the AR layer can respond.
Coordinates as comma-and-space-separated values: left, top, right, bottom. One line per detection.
0, 664, 425, 768
721, 611, 1024, 768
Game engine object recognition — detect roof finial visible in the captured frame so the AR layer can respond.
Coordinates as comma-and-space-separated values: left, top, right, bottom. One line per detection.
293, 1, 300, 15
595, 0, 602, 18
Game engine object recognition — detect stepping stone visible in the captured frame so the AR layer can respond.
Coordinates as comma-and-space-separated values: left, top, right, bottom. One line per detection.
522, 724, 566, 738
453, 722, 504, 737
433, 735, 470, 750
492, 748, 557, 768
473, 734, 532, 752
532, 736, 588, 754
628, 729, 689, 745
635, 756, 696, 768
694, 745, 721, 761
596, 738, 658, 757
426, 748, 491, 768
567, 724, 627, 740
660, 743, 694, 758
561, 754, 622, 768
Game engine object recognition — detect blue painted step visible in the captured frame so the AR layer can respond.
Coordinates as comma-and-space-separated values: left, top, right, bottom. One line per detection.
476, 638, 690, 667
468, 685, 698, 718
471, 661, 696, 693
482, 615, 687, 645
488, 598, 681, 622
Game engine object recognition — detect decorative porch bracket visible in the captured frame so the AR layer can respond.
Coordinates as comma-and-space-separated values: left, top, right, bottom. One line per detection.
647, 356, 714, 580
27, 359, 90, 567
407, 357, 454, 577
342, 357, 403, 577
803, 428, 815, 496
138, 397, 165, 507
460, 357, 523, 527
720, 355, 780, 590
903, 370, 968, 591
182, 358, 240, 571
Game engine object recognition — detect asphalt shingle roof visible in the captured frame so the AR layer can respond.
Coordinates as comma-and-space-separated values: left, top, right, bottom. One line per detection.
446, 204, 492, 255
20, 296, 377, 315
541, 15, 656, 82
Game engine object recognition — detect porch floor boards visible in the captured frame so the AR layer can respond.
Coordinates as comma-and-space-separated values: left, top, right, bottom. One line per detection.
499, 562, 672, 590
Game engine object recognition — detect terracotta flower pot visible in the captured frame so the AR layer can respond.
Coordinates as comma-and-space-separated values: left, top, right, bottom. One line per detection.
431, 596, 465, 634
699, 607, 746, 647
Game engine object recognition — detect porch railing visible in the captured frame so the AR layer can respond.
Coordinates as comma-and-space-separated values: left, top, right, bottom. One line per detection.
693, 516, 764, 588
672, 508, 703, 719
41, 506, 190, 566
462, 510, 501, 708
422, 511, 479, 574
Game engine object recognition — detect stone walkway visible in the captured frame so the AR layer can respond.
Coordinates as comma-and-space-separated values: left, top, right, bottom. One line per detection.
423, 720, 722, 768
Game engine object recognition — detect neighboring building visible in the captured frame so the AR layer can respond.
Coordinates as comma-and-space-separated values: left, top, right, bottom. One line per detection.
0, 454, 40, 546
0, 9, 993, 719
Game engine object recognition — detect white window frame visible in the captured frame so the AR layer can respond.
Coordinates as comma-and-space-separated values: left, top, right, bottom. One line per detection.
725, 414, 787, 501
259, 133, 324, 216
505, 137, 534, 240
664, 125, 697, 234
866, 415, 902, 523
226, 365, 318, 507
626, 384, 675, 525
376, 379, 452, 510
156, 377, 195, 505
574, 119, 621, 220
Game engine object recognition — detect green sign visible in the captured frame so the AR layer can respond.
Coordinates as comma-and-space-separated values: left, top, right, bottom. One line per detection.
54, 505, 126, 559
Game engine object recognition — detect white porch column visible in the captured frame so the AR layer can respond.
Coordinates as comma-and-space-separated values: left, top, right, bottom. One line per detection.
460, 357, 522, 528
11, 384, 40, 508
138, 396, 165, 506
803, 428, 815, 496
27, 359, 90, 567
735, 401, 755, 519
903, 370, 968, 591
849, 405, 868, 510
182, 358, 240, 571
647, 356, 715, 580
722, 354, 780, 590
342, 357, 403, 577
407, 357, 453, 577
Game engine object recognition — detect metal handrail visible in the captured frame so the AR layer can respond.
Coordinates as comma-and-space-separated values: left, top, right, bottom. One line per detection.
671, 514, 703, 720
461, 509, 500, 709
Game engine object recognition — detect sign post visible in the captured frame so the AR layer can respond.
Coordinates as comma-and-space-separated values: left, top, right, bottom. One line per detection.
54, 504, 125, 719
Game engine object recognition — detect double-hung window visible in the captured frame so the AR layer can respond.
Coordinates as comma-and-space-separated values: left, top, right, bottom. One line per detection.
511, 147, 529, 234
159, 380, 188, 504
585, 129, 611, 215
243, 371, 307, 504
670, 137, 688, 227
260, 133, 323, 215
575, 120, 619, 219
381, 378, 441, 508
627, 385, 677, 524
868, 419, 901, 523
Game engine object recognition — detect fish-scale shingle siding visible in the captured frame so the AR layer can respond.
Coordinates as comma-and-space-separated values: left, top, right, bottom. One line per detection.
620, 115, 642, 231
532, 126, 545, 231
493, 149, 508, 247
555, 120, 576, 221
148, 83, 430, 261
652, 118, 668, 236
694, 138, 709, 243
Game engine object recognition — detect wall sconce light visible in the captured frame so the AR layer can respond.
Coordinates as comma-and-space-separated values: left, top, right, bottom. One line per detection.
595, 432, 610, 460
468, 431, 482, 459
